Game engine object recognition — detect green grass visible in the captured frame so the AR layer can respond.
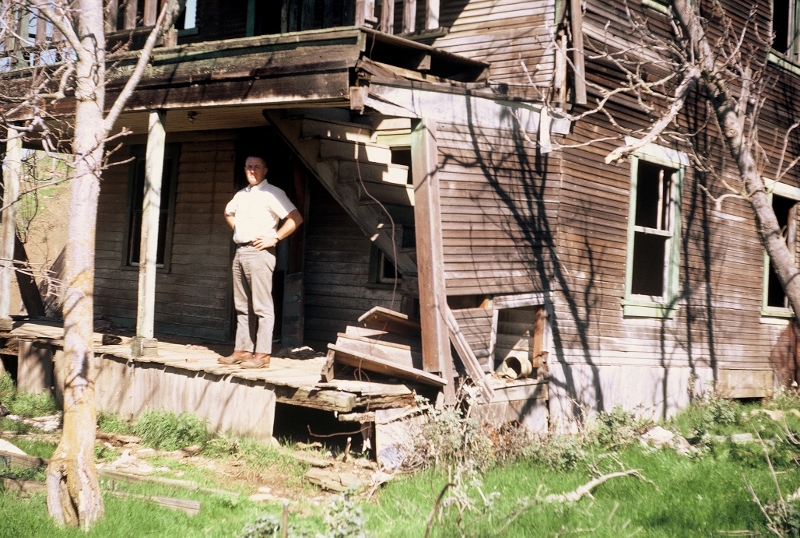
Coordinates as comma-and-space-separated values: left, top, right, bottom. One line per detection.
366, 445, 800, 537
133, 410, 210, 451
0, 372, 59, 419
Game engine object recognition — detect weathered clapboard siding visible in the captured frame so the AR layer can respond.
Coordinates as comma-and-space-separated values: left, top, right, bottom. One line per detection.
434, 120, 560, 296
433, 0, 555, 85
94, 134, 235, 340
544, 0, 800, 420
302, 179, 401, 350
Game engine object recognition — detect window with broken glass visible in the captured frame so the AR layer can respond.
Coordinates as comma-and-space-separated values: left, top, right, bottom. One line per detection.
623, 148, 685, 317
763, 185, 800, 316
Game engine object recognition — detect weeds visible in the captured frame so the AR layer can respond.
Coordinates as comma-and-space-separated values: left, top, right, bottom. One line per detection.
133, 410, 210, 451
0, 373, 58, 418
97, 412, 133, 435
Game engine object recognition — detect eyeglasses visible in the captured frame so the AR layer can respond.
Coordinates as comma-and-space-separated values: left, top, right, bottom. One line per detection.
244, 165, 264, 170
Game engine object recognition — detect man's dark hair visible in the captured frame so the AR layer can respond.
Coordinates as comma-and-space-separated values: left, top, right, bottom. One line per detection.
246, 154, 268, 167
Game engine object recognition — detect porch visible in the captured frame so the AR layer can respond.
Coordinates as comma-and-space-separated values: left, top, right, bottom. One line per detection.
0, 318, 548, 453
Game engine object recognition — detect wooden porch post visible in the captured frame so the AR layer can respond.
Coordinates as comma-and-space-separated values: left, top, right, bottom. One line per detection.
132, 110, 166, 357
0, 128, 21, 331
411, 118, 455, 403
426, 0, 439, 30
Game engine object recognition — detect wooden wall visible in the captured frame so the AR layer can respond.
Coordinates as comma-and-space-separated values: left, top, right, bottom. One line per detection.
95, 132, 236, 340
433, 0, 556, 87
302, 179, 400, 350
544, 0, 800, 419
436, 121, 560, 297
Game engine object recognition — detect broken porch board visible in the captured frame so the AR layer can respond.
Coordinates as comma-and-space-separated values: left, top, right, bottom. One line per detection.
326, 344, 446, 388
333, 332, 422, 369
358, 306, 421, 338
445, 307, 495, 403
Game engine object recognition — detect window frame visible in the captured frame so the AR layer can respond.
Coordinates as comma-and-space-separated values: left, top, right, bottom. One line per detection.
122, 143, 181, 272
622, 141, 687, 318
761, 180, 800, 317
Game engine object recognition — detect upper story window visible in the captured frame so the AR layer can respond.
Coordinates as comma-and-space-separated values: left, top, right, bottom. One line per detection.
773, 0, 799, 60
623, 141, 688, 318
762, 181, 800, 317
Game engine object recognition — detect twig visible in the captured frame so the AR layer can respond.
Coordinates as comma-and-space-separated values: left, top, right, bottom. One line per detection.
424, 482, 455, 538
542, 469, 642, 503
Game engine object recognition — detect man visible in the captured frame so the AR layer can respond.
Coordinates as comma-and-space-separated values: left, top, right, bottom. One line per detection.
218, 155, 303, 369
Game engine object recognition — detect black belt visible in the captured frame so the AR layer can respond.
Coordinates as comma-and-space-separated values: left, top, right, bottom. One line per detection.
236, 243, 275, 253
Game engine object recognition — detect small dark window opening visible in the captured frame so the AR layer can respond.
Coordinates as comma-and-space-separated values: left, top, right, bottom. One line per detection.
370, 244, 402, 285
390, 147, 412, 184
126, 145, 180, 267
630, 161, 676, 298
774, 0, 793, 54
767, 194, 797, 308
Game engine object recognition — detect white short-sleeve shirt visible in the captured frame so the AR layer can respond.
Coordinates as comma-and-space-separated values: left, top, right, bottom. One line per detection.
225, 181, 297, 244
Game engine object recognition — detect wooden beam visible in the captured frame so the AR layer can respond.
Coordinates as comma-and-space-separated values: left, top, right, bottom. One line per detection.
426, 0, 439, 30
569, 0, 587, 104
144, 0, 158, 27
105, 0, 119, 33
403, 0, 416, 33
0, 129, 21, 331
411, 119, 455, 402
327, 344, 447, 387
133, 110, 165, 357
124, 0, 137, 30
381, 0, 395, 33
445, 307, 494, 402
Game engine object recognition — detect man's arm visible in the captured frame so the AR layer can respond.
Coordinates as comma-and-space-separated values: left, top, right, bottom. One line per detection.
225, 214, 236, 230
253, 209, 303, 250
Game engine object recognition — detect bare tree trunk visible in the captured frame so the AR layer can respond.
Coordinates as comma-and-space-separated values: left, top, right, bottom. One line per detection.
670, 0, 800, 319
45, 0, 106, 528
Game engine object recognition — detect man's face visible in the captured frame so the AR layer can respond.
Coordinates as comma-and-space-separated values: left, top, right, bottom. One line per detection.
244, 157, 268, 186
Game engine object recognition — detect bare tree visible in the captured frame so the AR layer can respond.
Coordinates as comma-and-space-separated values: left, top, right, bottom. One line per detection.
554, 0, 800, 319
0, 0, 180, 528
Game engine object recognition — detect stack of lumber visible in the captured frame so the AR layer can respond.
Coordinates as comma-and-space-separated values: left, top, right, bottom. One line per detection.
323, 307, 446, 388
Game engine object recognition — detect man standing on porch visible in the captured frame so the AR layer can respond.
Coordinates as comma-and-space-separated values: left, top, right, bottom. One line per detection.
218, 155, 303, 369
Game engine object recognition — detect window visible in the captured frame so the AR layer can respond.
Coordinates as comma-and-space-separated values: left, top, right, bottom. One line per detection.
623, 142, 687, 317
773, 0, 799, 59
176, 0, 197, 33
762, 182, 800, 316
369, 244, 402, 286
124, 144, 180, 268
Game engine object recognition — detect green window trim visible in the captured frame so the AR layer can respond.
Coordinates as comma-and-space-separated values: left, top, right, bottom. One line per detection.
623, 142, 687, 318
760, 180, 800, 317
122, 143, 181, 272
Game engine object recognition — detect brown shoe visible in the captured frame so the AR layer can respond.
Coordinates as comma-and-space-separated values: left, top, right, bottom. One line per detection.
241, 353, 270, 369
218, 350, 253, 365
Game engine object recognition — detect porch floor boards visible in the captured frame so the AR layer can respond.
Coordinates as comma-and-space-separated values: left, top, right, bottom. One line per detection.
3, 320, 416, 412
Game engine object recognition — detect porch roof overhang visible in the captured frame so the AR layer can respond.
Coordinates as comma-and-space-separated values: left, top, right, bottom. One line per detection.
0, 26, 490, 127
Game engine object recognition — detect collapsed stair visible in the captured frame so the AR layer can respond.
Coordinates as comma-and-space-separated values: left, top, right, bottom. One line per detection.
324, 306, 494, 402
265, 109, 417, 276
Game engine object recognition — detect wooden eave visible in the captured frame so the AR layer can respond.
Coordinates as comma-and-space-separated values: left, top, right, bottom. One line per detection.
1, 26, 489, 122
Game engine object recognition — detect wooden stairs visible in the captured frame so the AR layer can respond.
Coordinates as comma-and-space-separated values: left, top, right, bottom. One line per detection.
324, 307, 495, 402
264, 109, 417, 275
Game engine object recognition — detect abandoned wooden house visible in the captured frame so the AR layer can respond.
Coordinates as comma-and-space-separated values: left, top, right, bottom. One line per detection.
0, 0, 797, 447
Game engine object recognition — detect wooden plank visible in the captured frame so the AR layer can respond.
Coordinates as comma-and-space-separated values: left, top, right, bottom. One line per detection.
358, 306, 421, 337
124, 0, 137, 30
328, 344, 447, 387
445, 307, 495, 402
570, 0, 586, 104
334, 333, 422, 369
381, 0, 395, 33
143, 0, 158, 26
0, 131, 21, 329
107, 491, 201, 515
403, 0, 417, 33
411, 119, 454, 402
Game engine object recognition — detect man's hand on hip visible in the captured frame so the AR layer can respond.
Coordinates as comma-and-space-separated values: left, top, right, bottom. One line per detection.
252, 236, 278, 250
